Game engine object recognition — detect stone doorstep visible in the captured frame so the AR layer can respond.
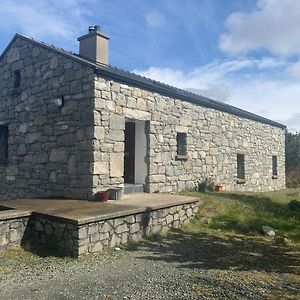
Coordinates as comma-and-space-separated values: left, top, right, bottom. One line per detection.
123, 184, 144, 195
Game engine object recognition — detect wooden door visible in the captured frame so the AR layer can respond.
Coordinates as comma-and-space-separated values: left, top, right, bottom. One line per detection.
124, 122, 135, 183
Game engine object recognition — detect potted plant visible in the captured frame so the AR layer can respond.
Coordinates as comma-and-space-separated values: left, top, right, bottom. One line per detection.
94, 190, 110, 202
215, 184, 223, 192
197, 176, 216, 193
109, 187, 123, 200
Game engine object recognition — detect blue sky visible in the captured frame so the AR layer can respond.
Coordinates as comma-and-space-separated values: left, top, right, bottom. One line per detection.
0, 0, 299, 132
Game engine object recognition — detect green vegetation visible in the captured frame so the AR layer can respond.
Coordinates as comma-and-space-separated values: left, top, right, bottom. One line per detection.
197, 177, 215, 192
286, 132, 300, 188
183, 190, 300, 246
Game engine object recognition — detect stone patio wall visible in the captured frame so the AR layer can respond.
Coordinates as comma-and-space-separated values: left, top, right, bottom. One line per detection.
0, 214, 29, 251
23, 214, 78, 256
77, 201, 198, 256
19, 200, 199, 257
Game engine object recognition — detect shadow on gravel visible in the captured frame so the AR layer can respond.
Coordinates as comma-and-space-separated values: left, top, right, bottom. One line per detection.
127, 230, 300, 275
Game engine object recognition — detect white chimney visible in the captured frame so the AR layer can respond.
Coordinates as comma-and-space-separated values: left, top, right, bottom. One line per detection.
77, 26, 110, 65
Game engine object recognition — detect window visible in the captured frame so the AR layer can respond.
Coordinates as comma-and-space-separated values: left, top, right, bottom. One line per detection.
237, 154, 245, 182
0, 125, 8, 163
176, 132, 187, 159
14, 70, 21, 88
272, 156, 278, 178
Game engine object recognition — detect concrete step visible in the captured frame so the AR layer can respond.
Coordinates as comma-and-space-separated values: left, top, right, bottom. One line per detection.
123, 184, 144, 194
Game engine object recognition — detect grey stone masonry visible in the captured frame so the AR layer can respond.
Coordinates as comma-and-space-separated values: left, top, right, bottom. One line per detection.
0, 211, 30, 251
0, 199, 199, 257
23, 214, 78, 256
77, 201, 199, 256
0, 37, 95, 200
92, 77, 285, 194
0, 34, 285, 200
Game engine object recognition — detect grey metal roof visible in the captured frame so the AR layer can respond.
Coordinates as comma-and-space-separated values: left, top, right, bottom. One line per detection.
1, 33, 286, 129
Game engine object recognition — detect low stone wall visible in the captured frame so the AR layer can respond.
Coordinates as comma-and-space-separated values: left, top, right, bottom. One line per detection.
23, 214, 78, 256
0, 212, 30, 251
78, 201, 199, 256
19, 200, 199, 257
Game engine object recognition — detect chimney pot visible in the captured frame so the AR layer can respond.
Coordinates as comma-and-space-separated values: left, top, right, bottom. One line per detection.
94, 25, 101, 33
77, 26, 110, 65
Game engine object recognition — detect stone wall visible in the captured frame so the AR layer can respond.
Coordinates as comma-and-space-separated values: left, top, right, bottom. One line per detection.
19, 201, 199, 257
78, 201, 198, 256
0, 36, 286, 201
92, 76, 286, 193
23, 214, 78, 256
0, 37, 95, 200
0, 214, 29, 251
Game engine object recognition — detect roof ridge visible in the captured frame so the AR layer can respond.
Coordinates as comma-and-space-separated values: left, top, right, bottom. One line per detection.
97, 66, 286, 129
0, 33, 286, 129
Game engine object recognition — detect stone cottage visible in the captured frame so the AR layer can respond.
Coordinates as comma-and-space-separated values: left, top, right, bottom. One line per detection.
0, 26, 286, 201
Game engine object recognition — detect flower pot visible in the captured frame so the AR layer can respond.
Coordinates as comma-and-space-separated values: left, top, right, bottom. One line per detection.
215, 185, 223, 192
109, 187, 123, 200
95, 191, 110, 202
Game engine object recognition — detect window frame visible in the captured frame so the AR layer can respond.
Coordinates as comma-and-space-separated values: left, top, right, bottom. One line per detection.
272, 155, 278, 179
0, 125, 9, 164
13, 70, 21, 88
176, 132, 188, 160
237, 153, 245, 183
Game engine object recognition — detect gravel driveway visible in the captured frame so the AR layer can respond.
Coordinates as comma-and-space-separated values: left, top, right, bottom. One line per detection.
0, 230, 299, 300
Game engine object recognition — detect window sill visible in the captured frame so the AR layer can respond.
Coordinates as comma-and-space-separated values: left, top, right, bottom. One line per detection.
236, 178, 246, 184
175, 155, 188, 161
272, 175, 278, 179
0, 159, 9, 165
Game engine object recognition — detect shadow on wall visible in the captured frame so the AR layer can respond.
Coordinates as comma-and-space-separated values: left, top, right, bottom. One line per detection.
141, 207, 151, 236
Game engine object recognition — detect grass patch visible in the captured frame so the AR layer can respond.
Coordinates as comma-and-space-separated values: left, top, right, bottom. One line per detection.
0, 246, 125, 275
182, 189, 300, 246
0, 247, 76, 273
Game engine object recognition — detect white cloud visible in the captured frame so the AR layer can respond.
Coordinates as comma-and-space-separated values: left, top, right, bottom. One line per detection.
282, 113, 300, 133
145, 11, 166, 28
134, 58, 300, 132
286, 60, 300, 79
220, 0, 300, 56
135, 66, 230, 101
229, 78, 300, 124
0, 0, 93, 43
134, 57, 287, 100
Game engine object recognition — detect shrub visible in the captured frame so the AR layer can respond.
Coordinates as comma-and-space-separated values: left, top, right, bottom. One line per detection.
288, 199, 300, 213
197, 178, 215, 193
286, 169, 300, 188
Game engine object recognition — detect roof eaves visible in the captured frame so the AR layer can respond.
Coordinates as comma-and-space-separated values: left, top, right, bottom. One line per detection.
0, 33, 101, 70
0, 33, 19, 61
1, 33, 286, 130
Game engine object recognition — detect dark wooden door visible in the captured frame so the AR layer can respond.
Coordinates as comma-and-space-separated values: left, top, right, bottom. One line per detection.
124, 122, 135, 183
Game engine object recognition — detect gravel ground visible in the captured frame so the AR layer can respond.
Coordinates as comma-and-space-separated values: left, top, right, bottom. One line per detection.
0, 231, 299, 300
